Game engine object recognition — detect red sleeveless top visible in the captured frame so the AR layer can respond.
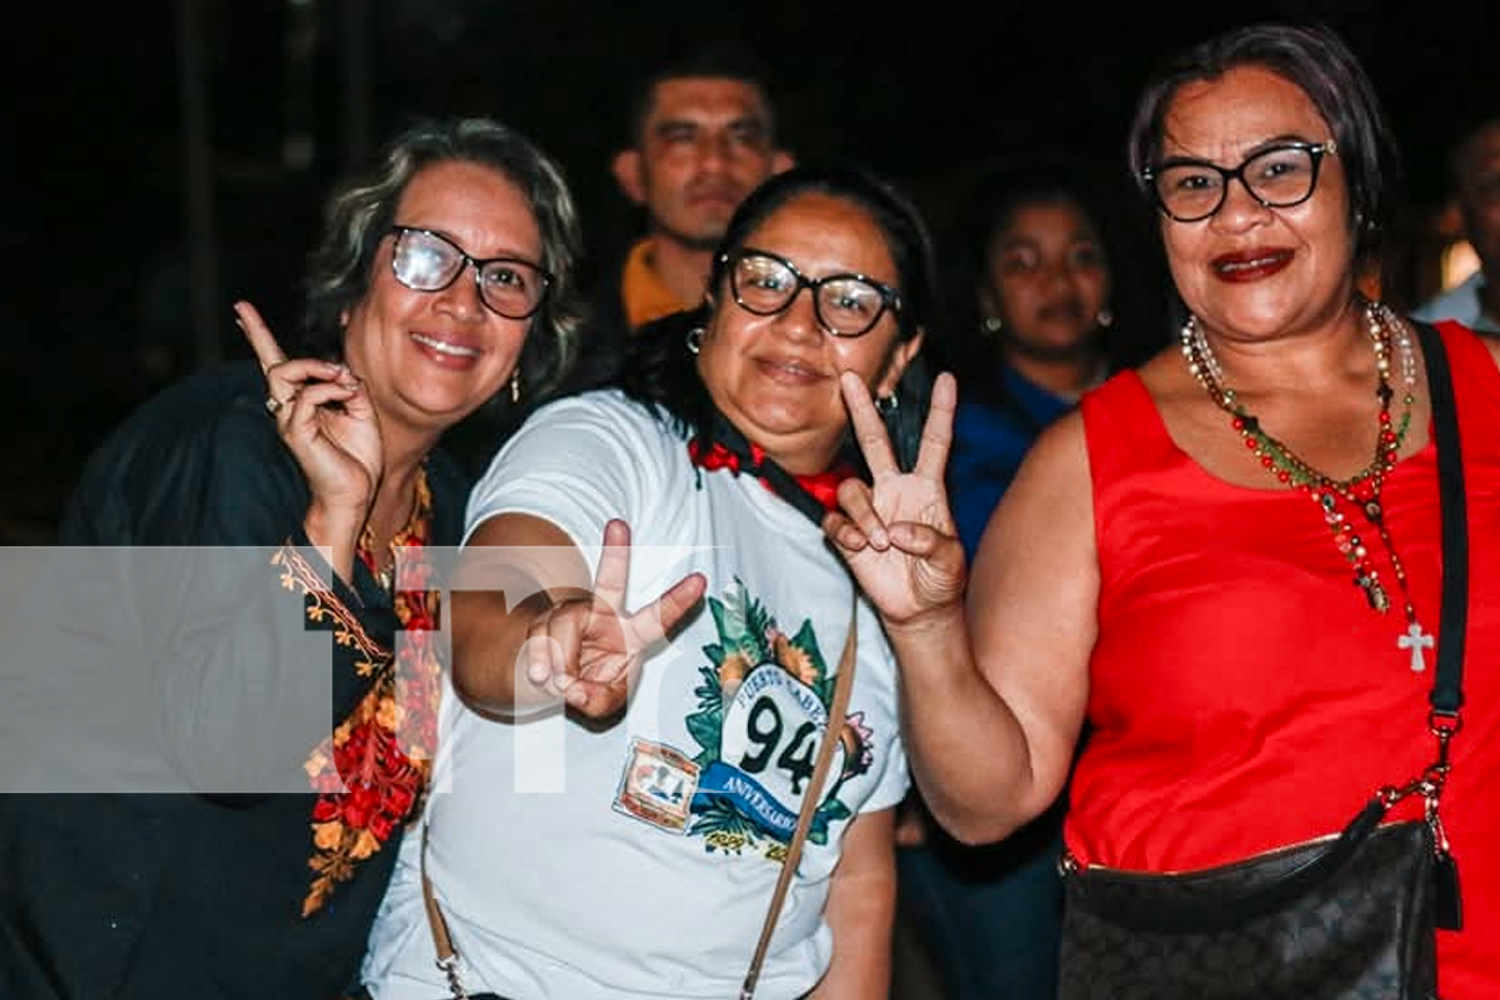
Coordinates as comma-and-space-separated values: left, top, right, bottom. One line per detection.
1071, 322, 1499, 996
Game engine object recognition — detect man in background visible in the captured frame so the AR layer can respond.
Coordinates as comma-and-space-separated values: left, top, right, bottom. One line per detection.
566, 43, 794, 392
1414, 117, 1500, 333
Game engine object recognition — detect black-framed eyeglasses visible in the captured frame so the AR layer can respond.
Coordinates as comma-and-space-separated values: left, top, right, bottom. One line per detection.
388, 225, 553, 319
1143, 140, 1338, 223
720, 248, 902, 338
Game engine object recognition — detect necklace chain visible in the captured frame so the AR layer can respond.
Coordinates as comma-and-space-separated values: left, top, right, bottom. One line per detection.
1180, 300, 1432, 671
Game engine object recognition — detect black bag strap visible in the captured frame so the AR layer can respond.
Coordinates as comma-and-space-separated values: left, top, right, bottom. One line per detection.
1414, 320, 1466, 716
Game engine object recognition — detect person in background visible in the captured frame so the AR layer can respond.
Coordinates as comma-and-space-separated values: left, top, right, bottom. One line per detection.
896, 155, 1159, 1000
1413, 116, 1500, 333
936, 155, 1160, 556
827, 22, 1498, 998
0, 116, 583, 1000
561, 41, 794, 396
360, 165, 934, 1000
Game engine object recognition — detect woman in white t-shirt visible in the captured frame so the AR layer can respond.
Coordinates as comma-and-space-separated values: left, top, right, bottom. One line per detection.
360, 165, 939, 1000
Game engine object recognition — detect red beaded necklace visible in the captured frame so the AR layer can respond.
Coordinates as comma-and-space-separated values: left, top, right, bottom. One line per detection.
1181, 299, 1432, 672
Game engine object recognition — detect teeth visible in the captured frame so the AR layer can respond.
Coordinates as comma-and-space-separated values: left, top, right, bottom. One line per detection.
1221, 254, 1279, 272
413, 333, 479, 357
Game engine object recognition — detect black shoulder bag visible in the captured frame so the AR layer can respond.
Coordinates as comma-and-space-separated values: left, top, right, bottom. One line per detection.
1057, 321, 1466, 1000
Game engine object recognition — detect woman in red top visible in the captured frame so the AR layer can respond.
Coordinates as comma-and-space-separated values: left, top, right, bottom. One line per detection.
829, 22, 1498, 997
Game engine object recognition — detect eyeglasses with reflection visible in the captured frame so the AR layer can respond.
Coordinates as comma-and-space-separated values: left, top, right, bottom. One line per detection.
719, 248, 902, 338
388, 226, 553, 319
1143, 140, 1338, 223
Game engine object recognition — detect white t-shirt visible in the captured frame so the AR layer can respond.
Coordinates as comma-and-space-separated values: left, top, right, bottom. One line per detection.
362, 391, 909, 1000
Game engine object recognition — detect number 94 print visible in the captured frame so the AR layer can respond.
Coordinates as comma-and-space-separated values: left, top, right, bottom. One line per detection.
611, 579, 876, 859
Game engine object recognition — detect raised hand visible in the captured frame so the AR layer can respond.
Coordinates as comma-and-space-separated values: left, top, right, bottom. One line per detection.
522, 519, 706, 719
825, 371, 966, 624
235, 301, 384, 526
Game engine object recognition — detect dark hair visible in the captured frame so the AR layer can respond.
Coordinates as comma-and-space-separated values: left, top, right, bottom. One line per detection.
1126, 22, 1398, 264
296, 116, 585, 400
620, 164, 939, 471
934, 153, 1166, 404
622, 41, 779, 149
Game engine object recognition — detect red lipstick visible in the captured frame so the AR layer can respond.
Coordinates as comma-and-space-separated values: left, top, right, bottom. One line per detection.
1211, 249, 1294, 283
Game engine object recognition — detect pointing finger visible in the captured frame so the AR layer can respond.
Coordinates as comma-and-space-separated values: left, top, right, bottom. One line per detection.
234, 300, 287, 373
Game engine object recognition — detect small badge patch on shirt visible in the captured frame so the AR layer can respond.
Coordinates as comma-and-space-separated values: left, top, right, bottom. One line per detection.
614, 737, 700, 832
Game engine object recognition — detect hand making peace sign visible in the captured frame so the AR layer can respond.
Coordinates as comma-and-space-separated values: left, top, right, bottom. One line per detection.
520, 518, 707, 719
825, 371, 967, 624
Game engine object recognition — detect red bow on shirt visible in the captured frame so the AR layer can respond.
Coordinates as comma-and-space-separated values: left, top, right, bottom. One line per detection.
687, 434, 855, 524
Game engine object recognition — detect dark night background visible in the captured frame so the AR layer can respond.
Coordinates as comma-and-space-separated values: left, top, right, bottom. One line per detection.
5, 0, 1497, 542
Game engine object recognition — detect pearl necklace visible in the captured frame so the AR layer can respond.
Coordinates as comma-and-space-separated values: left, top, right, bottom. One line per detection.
1181, 300, 1432, 671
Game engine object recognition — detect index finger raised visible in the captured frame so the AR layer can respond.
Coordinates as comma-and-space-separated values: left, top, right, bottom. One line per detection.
839, 371, 898, 476
233, 300, 287, 373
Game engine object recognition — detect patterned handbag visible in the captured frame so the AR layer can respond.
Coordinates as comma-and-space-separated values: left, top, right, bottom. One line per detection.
1057, 321, 1467, 1000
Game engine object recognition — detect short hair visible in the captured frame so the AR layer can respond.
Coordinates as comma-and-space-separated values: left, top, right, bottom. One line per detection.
622, 42, 779, 149
1126, 22, 1398, 264
622, 165, 940, 471
297, 116, 585, 399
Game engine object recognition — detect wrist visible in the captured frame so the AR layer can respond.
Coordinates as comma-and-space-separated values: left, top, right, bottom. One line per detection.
883, 599, 966, 642
303, 503, 366, 585
304, 501, 364, 546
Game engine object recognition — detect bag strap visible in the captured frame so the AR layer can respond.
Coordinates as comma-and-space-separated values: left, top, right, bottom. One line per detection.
739, 594, 859, 1000
1414, 320, 1466, 717
420, 823, 471, 1000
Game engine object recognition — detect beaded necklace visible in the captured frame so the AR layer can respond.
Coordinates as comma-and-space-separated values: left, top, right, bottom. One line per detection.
1181, 299, 1433, 671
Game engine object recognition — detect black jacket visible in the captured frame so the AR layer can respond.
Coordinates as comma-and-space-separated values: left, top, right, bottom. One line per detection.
0, 361, 467, 1000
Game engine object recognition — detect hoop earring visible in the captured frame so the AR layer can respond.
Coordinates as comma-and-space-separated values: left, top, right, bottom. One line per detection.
1097, 308, 1114, 329
982, 316, 1004, 335
686, 326, 705, 355
510, 369, 522, 404
874, 394, 900, 416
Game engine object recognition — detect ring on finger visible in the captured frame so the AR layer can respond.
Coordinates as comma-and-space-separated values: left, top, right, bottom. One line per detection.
265, 395, 291, 414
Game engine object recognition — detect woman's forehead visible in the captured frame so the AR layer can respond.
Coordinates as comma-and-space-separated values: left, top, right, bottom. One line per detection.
1160, 65, 1328, 160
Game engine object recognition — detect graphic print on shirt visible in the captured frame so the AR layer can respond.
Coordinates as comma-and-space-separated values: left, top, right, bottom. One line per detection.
614, 578, 874, 860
